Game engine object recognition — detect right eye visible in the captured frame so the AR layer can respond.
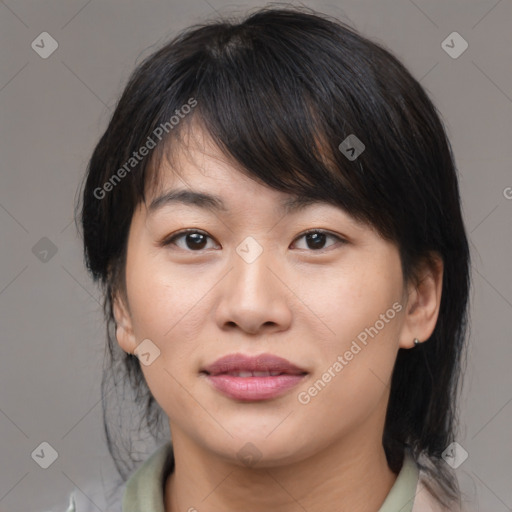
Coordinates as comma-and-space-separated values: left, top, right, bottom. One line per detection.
161, 229, 220, 251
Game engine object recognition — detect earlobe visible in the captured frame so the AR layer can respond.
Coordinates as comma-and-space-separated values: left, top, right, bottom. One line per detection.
112, 294, 136, 354
398, 254, 444, 349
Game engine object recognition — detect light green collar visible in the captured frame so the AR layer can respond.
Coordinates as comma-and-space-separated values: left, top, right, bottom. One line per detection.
377, 448, 419, 512
122, 442, 173, 512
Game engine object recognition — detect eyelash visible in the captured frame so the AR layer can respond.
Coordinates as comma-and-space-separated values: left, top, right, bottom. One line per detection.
160, 228, 346, 253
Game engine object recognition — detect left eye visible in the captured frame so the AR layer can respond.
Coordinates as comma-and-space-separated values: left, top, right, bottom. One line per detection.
291, 230, 344, 251
161, 229, 344, 252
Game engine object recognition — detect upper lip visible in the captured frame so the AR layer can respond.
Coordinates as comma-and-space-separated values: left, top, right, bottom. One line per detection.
201, 353, 307, 376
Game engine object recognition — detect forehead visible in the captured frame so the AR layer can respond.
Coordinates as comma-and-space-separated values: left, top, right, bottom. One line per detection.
147, 187, 330, 219
145, 124, 330, 211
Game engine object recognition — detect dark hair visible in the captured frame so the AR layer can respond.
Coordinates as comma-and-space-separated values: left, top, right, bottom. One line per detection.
78, 5, 470, 509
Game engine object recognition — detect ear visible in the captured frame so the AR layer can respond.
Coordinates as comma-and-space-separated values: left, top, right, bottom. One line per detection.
398, 253, 444, 349
112, 291, 137, 354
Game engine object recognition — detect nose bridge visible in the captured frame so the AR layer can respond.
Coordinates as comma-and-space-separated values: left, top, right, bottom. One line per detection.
231, 235, 277, 300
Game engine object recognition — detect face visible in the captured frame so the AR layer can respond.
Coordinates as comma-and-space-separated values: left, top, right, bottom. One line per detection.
113, 126, 442, 467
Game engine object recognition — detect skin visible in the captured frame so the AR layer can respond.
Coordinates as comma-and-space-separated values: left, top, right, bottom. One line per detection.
113, 125, 443, 512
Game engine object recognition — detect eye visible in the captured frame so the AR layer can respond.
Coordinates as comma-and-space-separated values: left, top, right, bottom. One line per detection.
291, 229, 345, 251
161, 229, 219, 251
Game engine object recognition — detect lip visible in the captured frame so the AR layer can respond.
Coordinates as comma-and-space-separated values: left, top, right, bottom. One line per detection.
202, 353, 307, 376
201, 353, 308, 401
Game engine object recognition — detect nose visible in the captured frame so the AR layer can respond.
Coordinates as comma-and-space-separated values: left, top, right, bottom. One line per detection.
215, 246, 293, 335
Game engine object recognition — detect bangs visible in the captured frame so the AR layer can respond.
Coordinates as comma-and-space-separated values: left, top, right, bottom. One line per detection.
141, 21, 400, 243
87, 7, 449, 283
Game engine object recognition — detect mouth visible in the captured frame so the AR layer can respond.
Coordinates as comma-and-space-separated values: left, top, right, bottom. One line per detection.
206, 370, 295, 377
200, 353, 308, 401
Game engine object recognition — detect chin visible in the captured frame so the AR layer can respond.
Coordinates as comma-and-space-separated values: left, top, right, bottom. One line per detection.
200, 427, 314, 468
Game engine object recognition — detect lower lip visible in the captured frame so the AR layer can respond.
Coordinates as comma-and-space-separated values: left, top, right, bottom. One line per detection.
203, 373, 307, 401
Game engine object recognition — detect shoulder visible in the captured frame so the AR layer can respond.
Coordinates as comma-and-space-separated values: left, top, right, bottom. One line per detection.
413, 470, 471, 512
64, 442, 172, 512
413, 473, 449, 512
64, 478, 124, 512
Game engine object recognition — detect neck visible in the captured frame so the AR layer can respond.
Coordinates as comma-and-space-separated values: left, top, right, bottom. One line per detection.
164, 417, 398, 512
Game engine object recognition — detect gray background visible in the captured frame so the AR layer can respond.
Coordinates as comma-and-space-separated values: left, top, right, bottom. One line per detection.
1, 0, 511, 511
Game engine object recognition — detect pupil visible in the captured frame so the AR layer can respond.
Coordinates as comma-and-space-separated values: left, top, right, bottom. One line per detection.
187, 233, 207, 250
306, 232, 325, 249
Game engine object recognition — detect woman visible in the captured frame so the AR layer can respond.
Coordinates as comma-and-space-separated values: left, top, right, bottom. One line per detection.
74, 6, 471, 511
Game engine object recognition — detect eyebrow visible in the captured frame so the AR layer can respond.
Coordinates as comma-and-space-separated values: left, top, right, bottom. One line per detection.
148, 189, 323, 216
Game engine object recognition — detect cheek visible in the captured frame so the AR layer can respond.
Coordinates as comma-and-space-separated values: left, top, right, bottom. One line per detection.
297, 255, 403, 350
125, 258, 212, 424
296, 254, 403, 405
294, 279, 402, 442
295, 348, 396, 450
124, 251, 220, 415
125, 247, 207, 340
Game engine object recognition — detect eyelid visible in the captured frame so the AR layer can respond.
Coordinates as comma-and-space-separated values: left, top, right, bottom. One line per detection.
160, 228, 347, 251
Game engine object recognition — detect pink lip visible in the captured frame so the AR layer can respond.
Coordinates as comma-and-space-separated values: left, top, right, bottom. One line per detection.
201, 353, 308, 401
